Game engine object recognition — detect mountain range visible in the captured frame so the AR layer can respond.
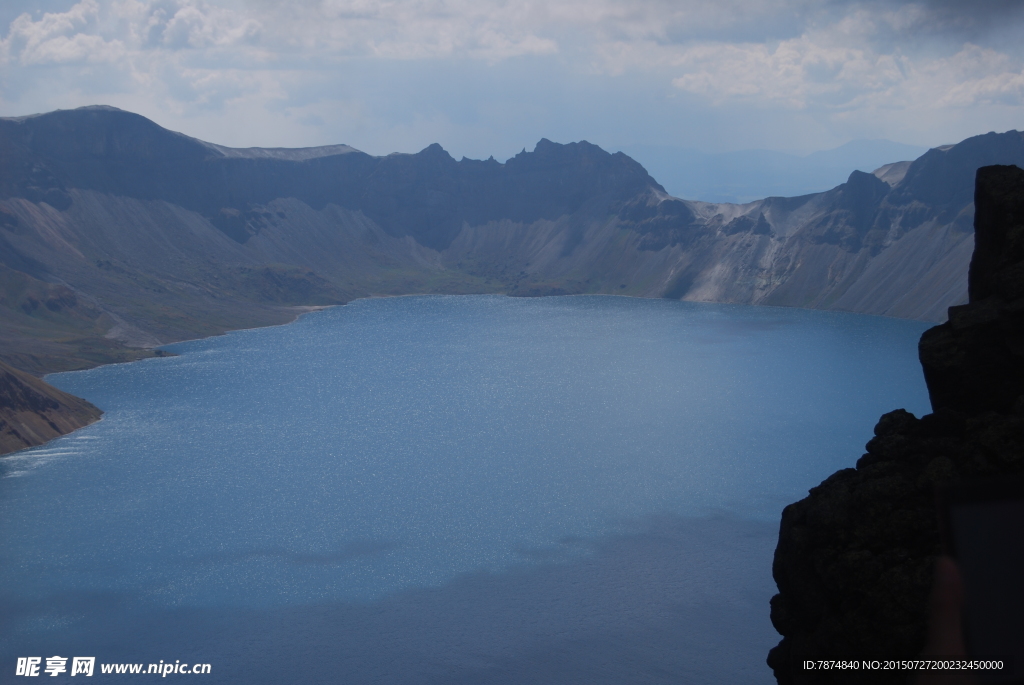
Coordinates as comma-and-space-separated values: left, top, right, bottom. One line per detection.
3, 106, 1024, 385
4, 104, 1023, 675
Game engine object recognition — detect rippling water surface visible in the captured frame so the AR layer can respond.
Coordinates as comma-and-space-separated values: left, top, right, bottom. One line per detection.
0, 295, 932, 683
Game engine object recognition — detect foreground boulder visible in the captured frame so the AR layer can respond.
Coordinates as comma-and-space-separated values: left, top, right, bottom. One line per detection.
767, 165, 1024, 684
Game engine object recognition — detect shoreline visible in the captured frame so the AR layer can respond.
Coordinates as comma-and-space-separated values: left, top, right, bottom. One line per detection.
0, 360, 105, 457
9, 293, 935, 458
4, 305, 340, 459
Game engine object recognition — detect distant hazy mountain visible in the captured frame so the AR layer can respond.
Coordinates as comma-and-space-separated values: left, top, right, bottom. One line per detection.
618, 140, 930, 203
2, 106, 1023, 377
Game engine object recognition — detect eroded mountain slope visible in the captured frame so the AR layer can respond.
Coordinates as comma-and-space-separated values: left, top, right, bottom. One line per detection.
2, 106, 1023, 376
0, 359, 102, 454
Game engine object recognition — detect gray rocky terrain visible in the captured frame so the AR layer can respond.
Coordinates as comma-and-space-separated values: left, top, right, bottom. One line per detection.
3, 106, 1021, 379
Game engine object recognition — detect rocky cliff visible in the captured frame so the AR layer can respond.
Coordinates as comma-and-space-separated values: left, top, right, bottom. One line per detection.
767, 164, 1024, 683
0, 359, 102, 455
3, 107, 1024, 377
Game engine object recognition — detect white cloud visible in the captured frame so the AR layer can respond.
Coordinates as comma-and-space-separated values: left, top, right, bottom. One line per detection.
258, 0, 562, 60
667, 38, 907, 109
3, 0, 125, 65
654, 10, 1024, 112
930, 44, 1024, 107
0, 0, 1022, 155
155, 4, 261, 49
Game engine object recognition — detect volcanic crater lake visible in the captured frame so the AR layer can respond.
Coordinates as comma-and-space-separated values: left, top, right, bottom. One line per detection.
0, 295, 932, 684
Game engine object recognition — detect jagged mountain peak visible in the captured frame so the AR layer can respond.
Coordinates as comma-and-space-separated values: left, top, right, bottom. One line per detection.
0, 107, 669, 251
415, 142, 453, 159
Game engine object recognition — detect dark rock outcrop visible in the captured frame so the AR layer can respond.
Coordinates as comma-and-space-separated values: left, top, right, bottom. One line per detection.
920, 165, 1024, 415
767, 165, 1024, 683
0, 359, 102, 455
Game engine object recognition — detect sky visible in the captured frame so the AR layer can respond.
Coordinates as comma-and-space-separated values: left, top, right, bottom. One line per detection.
1, 0, 1023, 161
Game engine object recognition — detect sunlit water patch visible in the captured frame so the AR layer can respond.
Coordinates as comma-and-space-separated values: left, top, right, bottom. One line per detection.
0, 295, 932, 684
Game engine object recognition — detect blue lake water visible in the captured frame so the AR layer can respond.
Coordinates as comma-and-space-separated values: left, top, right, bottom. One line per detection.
0, 295, 933, 683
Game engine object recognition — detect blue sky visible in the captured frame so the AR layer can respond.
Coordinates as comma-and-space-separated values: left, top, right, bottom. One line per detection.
1, 0, 1023, 160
